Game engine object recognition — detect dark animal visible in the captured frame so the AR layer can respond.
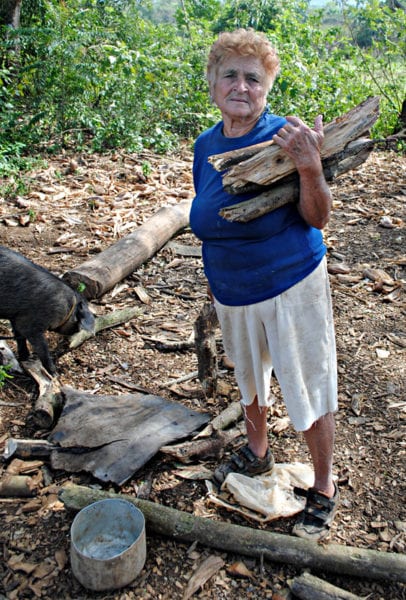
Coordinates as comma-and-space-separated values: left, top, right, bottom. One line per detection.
0, 246, 95, 375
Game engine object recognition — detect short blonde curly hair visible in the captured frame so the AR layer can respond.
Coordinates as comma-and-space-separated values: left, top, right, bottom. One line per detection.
207, 28, 280, 94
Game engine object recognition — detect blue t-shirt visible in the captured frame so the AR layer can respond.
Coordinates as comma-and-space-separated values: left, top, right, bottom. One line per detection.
189, 107, 326, 306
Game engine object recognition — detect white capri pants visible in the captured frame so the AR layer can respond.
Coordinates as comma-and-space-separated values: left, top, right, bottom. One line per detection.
214, 259, 338, 432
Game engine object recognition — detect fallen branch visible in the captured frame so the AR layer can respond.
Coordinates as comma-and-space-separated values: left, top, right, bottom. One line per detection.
141, 335, 195, 353
160, 428, 241, 463
158, 371, 199, 388
69, 306, 141, 349
289, 571, 364, 600
60, 484, 406, 583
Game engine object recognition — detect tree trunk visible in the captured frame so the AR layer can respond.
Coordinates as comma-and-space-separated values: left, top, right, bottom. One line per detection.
63, 199, 192, 299
60, 484, 406, 584
0, 0, 22, 27
194, 302, 219, 398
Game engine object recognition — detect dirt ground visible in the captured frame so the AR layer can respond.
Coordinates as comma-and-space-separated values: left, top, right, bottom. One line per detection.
0, 147, 405, 600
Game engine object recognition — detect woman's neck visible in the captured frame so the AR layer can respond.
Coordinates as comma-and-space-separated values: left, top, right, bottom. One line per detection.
222, 112, 263, 138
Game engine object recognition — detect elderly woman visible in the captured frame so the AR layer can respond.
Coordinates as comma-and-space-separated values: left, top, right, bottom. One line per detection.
189, 28, 339, 541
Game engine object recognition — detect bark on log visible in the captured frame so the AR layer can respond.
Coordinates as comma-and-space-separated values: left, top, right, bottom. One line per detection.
63, 199, 192, 300
21, 359, 63, 429
209, 97, 379, 194
69, 307, 141, 349
60, 484, 406, 583
289, 571, 364, 600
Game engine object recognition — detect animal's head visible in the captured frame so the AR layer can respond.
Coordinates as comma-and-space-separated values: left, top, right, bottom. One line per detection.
56, 298, 96, 336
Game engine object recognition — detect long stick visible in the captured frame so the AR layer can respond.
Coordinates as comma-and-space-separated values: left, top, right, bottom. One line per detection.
60, 484, 406, 583
289, 572, 364, 600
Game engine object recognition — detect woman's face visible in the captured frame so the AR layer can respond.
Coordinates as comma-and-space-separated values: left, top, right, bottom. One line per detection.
211, 54, 268, 124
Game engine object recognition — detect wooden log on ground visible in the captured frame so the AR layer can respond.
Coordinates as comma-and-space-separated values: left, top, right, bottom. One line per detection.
289, 571, 364, 600
69, 306, 141, 349
63, 199, 192, 300
0, 474, 37, 497
21, 359, 62, 429
209, 97, 379, 194
60, 484, 406, 583
3, 438, 57, 461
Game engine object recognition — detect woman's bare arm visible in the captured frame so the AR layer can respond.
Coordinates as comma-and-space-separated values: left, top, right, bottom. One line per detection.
273, 115, 332, 229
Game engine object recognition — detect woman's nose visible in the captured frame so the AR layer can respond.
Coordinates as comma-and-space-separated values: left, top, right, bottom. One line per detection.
234, 76, 248, 92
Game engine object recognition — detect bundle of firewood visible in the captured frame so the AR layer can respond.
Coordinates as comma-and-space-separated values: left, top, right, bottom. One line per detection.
209, 96, 380, 222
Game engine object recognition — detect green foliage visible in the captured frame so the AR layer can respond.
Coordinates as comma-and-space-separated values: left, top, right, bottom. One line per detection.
0, 364, 13, 388
211, 0, 282, 32
77, 282, 87, 294
0, 0, 404, 167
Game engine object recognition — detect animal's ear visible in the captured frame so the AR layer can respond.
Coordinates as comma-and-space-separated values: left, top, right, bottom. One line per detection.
77, 300, 96, 333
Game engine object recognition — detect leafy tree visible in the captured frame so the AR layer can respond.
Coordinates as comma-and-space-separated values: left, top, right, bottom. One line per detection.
0, 0, 22, 27
212, 0, 285, 32
0, 0, 404, 174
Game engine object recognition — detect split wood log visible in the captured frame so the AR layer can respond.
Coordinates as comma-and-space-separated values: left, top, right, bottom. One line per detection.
63, 199, 192, 300
219, 137, 375, 223
69, 306, 141, 349
209, 97, 379, 194
0, 474, 37, 497
60, 484, 406, 583
195, 400, 243, 439
289, 571, 364, 600
3, 438, 57, 461
21, 359, 62, 429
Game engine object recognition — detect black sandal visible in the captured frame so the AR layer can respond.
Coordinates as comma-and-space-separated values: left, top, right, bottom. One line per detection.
213, 445, 274, 487
292, 482, 339, 541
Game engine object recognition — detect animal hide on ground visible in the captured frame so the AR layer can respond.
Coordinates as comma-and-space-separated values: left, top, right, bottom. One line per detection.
49, 386, 210, 485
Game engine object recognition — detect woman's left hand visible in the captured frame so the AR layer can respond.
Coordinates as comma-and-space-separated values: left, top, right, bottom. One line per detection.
274, 115, 332, 229
273, 115, 324, 175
